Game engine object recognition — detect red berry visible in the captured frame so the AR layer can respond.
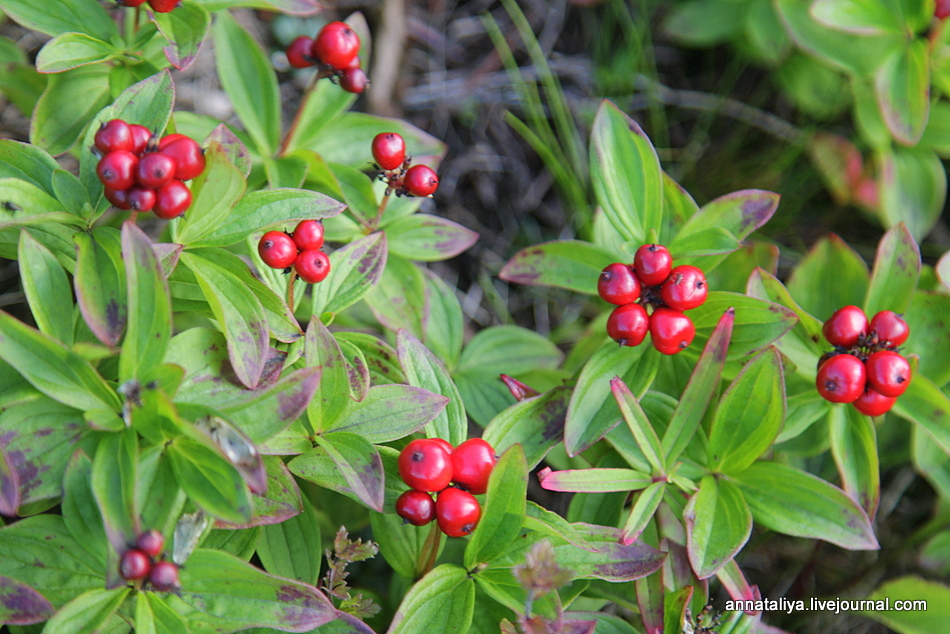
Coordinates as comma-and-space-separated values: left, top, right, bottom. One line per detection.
127, 186, 156, 212
451, 438, 497, 495
431, 438, 454, 455
633, 244, 673, 286
148, 0, 177, 12
865, 350, 911, 397
104, 187, 132, 210
158, 133, 190, 150
97, 151, 138, 191
159, 137, 205, 181
815, 353, 866, 403
311, 21, 361, 70
823, 306, 868, 348
938, 0, 950, 19
339, 68, 369, 94
598, 263, 640, 305
395, 490, 436, 526
345, 55, 362, 70
852, 387, 897, 417
606, 303, 649, 347
136, 530, 165, 558
294, 249, 331, 284
153, 180, 191, 219
649, 307, 695, 355
120, 0, 148, 6
292, 219, 325, 251
258, 231, 297, 269
660, 265, 707, 311
372, 133, 406, 171
287, 36, 315, 69
129, 124, 152, 155
120, 549, 152, 581
398, 439, 453, 492
869, 311, 909, 347
148, 561, 180, 591
136, 152, 176, 189
403, 164, 439, 197
436, 487, 481, 537
95, 119, 133, 154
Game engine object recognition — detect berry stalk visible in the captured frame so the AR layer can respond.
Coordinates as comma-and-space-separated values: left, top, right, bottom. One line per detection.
415, 522, 442, 580
277, 70, 332, 158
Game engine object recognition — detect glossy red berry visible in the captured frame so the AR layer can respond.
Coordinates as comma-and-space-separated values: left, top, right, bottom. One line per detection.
869, 311, 909, 347
398, 438, 453, 492
158, 133, 189, 150
451, 438, 497, 495
339, 68, 368, 94
431, 438, 454, 455
436, 487, 481, 537
598, 263, 640, 305
287, 36, 315, 69
120, 549, 152, 581
136, 530, 165, 558
153, 179, 191, 219
395, 490, 436, 526
865, 350, 911, 397
97, 151, 138, 191
292, 220, 325, 251
104, 187, 132, 210
148, 0, 178, 12
649, 308, 695, 355
136, 152, 176, 189
294, 249, 331, 284
159, 137, 205, 181
815, 353, 865, 403
634, 244, 673, 286
128, 124, 152, 155
258, 231, 297, 269
148, 561, 180, 591
372, 133, 406, 171
312, 21, 361, 70
120, 0, 148, 6
345, 55, 362, 70
606, 303, 649, 347
937, 0, 950, 19
95, 119, 133, 153
822, 306, 867, 348
127, 186, 156, 212
660, 265, 707, 311
403, 165, 439, 197
852, 387, 897, 417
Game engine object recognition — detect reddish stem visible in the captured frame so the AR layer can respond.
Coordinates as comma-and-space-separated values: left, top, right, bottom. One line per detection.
278, 69, 332, 157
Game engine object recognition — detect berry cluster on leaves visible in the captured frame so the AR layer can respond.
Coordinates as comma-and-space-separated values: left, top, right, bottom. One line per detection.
371, 132, 439, 198
598, 244, 708, 355
258, 220, 330, 284
118, 530, 181, 592
286, 22, 368, 94
95, 120, 205, 219
118, 0, 179, 12
395, 438, 497, 537
816, 306, 912, 416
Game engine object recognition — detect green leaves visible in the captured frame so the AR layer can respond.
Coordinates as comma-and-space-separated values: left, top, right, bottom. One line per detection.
32, 65, 111, 156
257, 495, 322, 585
809, 0, 901, 35
174, 141, 247, 245
864, 222, 920, 319
328, 384, 448, 443
385, 214, 479, 262
35, 33, 117, 74
167, 436, 253, 524
874, 39, 929, 146
0, 0, 117, 41
18, 230, 72, 345
499, 240, 617, 294
465, 446, 528, 568
388, 564, 475, 634
865, 577, 950, 633
42, 587, 130, 634
313, 432, 385, 512
684, 477, 752, 579
398, 330, 468, 446
877, 147, 946, 241
310, 232, 387, 316
153, 1, 211, 71
91, 430, 138, 558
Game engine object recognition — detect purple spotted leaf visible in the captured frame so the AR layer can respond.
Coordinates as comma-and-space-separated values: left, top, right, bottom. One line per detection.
73, 227, 126, 347
291, 433, 386, 512
324, 384, 448, 443
311, 232, 388, 317
90, 429, 139, 558
499, 240, 617, 295
153, 1, 210, 71
483, 385, 571, 469
194, 415, 267, 495
205, 122, 251, 178
0, 448, 19, 516
384, 214, 479, 262
0, 575, 55, 625
152, 243, 183, 278
306, 318, 353, 434
635, 559, 663, 634
214, 366, 320, 444
216, 456, 303, 529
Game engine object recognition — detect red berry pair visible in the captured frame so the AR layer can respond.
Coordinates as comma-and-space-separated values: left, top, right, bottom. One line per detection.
371, 132, 439, 198
258, 220, 330, 284
286, 22, 368, 94
395, 438, 497, 537
95, 120, 205, 219
118, 530, 181, 591
816, 306, 912, 416
599, 244, 707, 355
119, 0, 178, 11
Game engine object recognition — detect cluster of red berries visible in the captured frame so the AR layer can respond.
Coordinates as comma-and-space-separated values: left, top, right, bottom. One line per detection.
395, 438, 497, 537
286, 21, 368, 94
118, 529, 181, 592
598, 244, 708, 355
118, 0, 178, 12
94, 119, 205, 219
816, 306, 912, 416
258, 219, 330, 284
371, 132, 439, 198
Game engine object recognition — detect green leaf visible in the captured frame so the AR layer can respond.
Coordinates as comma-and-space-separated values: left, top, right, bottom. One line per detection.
42, 587, 130, 634
810, 0, 902, 35
167, 549, 336, 632
31, 65, 111, 155
663, 0, 744, 45
257, 495, 321, 585
385, 214, 479, 262
167, 436, 253, 524
620, 481, 664, 544
74, 228, 126, 347
35, 33, 115, 73
397, 330, 468, 447
903, 291, 950, 387
662, 309, 734, 462
458, 325, 563, 376
875, 40, 929, 146
878, 147, 946, 241
153, 1, 211, 71
388, 564, 474, 634
893, 373, 950, 455
215, 367, 320, 444
304, 112, 445, 169
465, 446, 528, 567
370, 510, 442, 580
221, 455, 302, 529
683, 292, 797, 362
864, 222, 920, 320
91, 430, 138, 559
499, 240, 617, 294
62, 453, 107, 571
684, 477, 752, 579
829, 404, 879, 517
313, 432, 384, 512
0, 140, 60, 195
422, 269, 464, 368
328, 384, 448, 443
522, 502, 594, 552
865, 577, 950, 633
666, 226, 741, 260
483, 386, 570, 469
730, 462, 878, 550
611, 377, 665, 474
564, 341, 660, 456
538, 467, 652, 493
136, 592, 191, 634
310, 232, 387, 316
708, 348, 786, 474
181, 251, 269, 389
305, 318, 352, 434
364, 256, 426, 338
0, 0, 117, 41
173, 141, 247, 246
212, 13, 280, 154
290, 445, 404, 511
18, 230, 72, 345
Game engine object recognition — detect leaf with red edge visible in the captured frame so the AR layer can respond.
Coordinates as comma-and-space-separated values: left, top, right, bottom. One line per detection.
312, 432, 384, 512
152, 243, 182, 278
217, 456, 303, 529
0, 448, 19, 517
635, 560, 664, 634
73, 227, 126, 347
499, 240, 617, 294
0, 575, 55, 625
716, 560, 760, 613
829, 404, 880, 519
90, 429, 139, 557
385, 214, 479, 262
153, 1, 210, 71
205, 122, 251, 177
215, 366, 321, 444
863, 222, 921, 317
684, 476, 752, 579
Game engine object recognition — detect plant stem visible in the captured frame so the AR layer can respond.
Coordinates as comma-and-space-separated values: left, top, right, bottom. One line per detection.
134, 6, 141, 33
278, 70, 331, 157
129, 210, 139, 225
372, 191, 391, 228
286, 271, 298, 315
416, 523, 442, 579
